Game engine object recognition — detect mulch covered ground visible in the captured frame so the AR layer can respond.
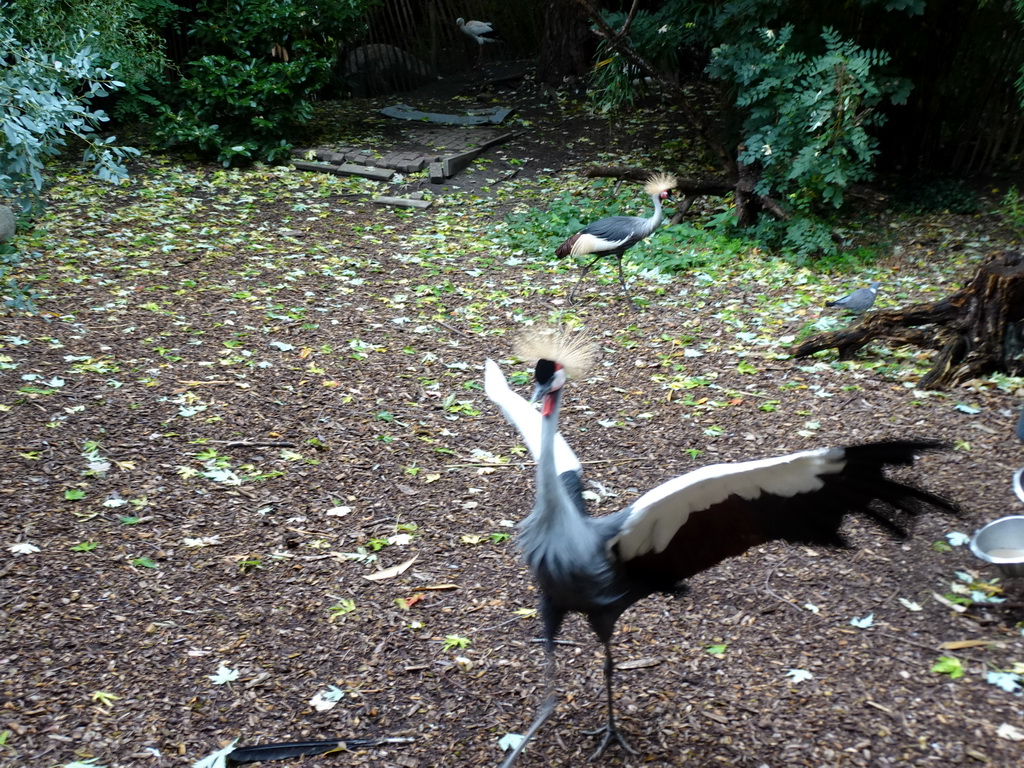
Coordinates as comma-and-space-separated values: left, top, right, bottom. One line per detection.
2, 82, 1023, 768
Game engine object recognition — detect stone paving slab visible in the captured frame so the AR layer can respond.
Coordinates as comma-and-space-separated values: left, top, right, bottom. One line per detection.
379, 103, 514, 125
292, 160, 395, 181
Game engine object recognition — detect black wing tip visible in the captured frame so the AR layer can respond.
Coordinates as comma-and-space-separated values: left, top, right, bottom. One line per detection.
229, 741, 344, 764
844, 439, 951, 462
842, 440, 961, 520
229, 738, 413, 765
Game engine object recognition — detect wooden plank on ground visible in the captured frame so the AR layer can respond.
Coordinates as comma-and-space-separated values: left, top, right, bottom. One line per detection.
441, 133, 515, 178
292, 161, 342, 174
336, 164, 394, 181
372, 196, 432, 209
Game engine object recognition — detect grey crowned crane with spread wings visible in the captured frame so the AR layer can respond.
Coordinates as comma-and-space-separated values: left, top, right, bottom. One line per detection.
555, 173, 676, 301
484, 327, 958, 766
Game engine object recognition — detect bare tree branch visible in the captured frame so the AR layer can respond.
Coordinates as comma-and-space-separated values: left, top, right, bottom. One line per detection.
582, 166, 733, 195
570, 0, 735, 172
619, 0, 642, 36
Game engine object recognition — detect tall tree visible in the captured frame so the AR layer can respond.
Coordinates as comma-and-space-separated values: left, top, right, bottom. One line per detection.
538, 0, 593, 84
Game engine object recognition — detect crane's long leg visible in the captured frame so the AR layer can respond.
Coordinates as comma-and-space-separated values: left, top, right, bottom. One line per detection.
568, 254, 603, 302
499, 646, 557, 768
614, 254, 633, 300
583, 642, 638, 760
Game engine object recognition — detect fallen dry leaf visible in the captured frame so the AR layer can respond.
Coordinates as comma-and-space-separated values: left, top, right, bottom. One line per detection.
939, 639, 999, 650
996, 722, 1024, 741
363, 555, 417, 581
931, 592, 968, 613
617, 657, 662, 670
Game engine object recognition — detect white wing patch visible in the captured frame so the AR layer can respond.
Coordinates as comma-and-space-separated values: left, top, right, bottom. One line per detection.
484, 359, 581, 475
610, 448, 846, 559
570, 233, 630, 256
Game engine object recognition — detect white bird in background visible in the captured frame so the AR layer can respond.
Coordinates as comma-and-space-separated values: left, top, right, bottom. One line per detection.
555, 173, 676, 301
485, 326, 958, 766
456, 17, 502, 69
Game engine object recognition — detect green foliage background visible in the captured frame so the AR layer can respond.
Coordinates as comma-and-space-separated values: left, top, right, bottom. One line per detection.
587, 0, 1024, 261
154, 0, 373, 166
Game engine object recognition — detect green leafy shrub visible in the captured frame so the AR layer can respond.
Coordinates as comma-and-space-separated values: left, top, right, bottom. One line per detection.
586, 2, 922, 260
4, 0, 171, 123
589, 8, 692, 114
705, 23, 911, 259
709, 25, 910, 212
156, 0, 372, 166
0, 23, 139, 205
2, 5, 148, 311
1000, 186, 1024, 233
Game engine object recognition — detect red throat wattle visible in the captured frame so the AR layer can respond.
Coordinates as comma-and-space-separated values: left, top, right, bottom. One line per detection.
541, 392, 556, 417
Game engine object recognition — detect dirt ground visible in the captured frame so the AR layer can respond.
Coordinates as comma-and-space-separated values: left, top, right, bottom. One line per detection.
2, 77, 1024, 768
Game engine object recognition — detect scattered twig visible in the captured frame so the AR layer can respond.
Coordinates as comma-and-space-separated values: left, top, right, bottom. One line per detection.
763, 558, 805, 613
285, 526, 339, 538
437, 321, 471, 337
875, 631, 994, 666
497, 163, 526, 184
208, 440, 298, 448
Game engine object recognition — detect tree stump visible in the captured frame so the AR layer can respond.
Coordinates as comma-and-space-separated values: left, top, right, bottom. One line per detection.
793, 251, 1024, 389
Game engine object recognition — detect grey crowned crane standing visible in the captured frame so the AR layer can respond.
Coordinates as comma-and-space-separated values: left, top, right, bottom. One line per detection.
555, 173, 676, 302
825, 281, 882, 314
456, 18, 501, 68
484, 327, 958, 766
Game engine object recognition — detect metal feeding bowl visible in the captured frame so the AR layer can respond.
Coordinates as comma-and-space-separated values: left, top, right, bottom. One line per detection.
970, 515, 1024, 578
1014, 467, 1024, 504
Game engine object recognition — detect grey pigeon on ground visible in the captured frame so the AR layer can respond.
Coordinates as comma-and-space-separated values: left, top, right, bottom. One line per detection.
825, 281, 881, 314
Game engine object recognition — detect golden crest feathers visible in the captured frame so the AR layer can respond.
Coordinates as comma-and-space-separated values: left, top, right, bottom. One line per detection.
644, 172, 677, 196
514, 325, 595, 380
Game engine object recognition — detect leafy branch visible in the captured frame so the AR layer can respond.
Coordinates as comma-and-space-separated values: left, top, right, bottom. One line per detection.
0, 25, 138, 205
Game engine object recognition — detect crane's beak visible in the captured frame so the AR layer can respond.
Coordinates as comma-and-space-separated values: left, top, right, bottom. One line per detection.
531, 381, 560, 417
530, 380, 553, 405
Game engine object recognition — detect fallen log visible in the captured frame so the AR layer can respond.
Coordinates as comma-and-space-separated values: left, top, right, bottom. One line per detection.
582, 165, 733, 196
580, 165, 788, 225
793, 251, 1024, 389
